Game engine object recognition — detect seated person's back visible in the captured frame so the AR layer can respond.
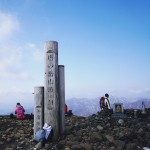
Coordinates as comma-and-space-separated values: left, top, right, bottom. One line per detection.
15, 102, 26, 119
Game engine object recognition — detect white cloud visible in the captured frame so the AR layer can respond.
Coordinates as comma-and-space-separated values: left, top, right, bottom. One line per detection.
0, 12, 30, 80
0, 12, 19, 41
0, 12, 43, 111
0, 41, 43, 80
0, 44, 30, 79
129, 89, 142, 94
27, 43, 36, 49
0, 12, 43, 81
129, 88, 150, 94
143, 88, 150, 93
27, 42, 44, 62
0, 85, 34, 112
0, 86, 30, 95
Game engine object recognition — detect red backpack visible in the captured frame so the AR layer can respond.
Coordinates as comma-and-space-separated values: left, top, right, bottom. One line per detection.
100, 97, 105, 109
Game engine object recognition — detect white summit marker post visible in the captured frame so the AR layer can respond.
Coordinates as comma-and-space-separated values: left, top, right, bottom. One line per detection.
34, 41, 65, 140
44, 41, 59, 140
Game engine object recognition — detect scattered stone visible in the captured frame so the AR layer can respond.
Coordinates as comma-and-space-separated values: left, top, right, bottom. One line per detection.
105, 135, 115, 143
0, 109, 150, 150
118, 119, 124, 125
96, 125, 104, 131
35, 142, 42, 149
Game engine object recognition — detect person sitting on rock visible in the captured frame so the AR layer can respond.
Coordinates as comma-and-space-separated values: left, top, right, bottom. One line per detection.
64, 104, 68, 114
15, 102, 26, 119
64, 104, 73, 116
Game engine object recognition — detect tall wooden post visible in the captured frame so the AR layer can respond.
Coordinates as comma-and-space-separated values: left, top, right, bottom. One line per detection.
58, 65, 65, 135
34, 86, 44, 138
44, 41, 59, 140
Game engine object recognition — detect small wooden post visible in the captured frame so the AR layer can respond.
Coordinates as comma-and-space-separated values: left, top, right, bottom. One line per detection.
58, 65, 65, 135
34, 86, 44, 138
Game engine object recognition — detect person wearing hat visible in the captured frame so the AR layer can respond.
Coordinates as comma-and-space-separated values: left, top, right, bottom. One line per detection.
104, 93, 111, 109
15, 102, 26, 119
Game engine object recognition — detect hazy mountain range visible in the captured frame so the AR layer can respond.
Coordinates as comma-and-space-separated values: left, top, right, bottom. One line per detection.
1, 97, 150, 116
66, 97, 150, 117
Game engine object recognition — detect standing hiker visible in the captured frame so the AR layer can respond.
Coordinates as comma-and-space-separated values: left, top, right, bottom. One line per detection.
104, 93, 111, 109
100, 93, 111, 110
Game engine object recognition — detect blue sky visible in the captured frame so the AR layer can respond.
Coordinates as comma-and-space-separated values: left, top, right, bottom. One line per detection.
0, 0, 150, 110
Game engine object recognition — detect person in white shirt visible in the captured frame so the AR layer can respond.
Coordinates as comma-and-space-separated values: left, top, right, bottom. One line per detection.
104, 93, 111, 109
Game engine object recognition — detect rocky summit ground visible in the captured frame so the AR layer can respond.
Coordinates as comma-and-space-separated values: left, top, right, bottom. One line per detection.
0, 110, 150, 150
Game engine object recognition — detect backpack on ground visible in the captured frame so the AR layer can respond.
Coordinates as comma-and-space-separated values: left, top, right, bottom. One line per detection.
100, 97, 105, 109
35, 129, 46, 142
35, 124, 53, 142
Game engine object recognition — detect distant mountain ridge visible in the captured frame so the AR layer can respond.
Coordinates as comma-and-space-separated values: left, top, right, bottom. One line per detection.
1, 97, 150, 116
66, 97, 150, 117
